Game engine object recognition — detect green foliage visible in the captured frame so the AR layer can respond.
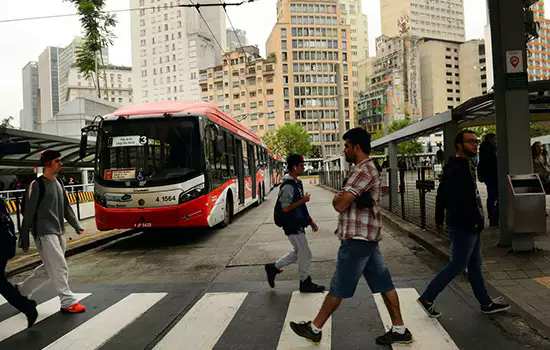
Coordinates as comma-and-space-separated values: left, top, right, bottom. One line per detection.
262, 124, 312, 158
468, 122, 550, 139
66, 0, 117, 98
372, 118, 423, 154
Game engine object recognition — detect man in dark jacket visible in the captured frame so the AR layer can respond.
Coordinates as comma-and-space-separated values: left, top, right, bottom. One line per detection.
264, 154, 324, 293
417, 130, 510, 318
0, 199, 38, 328
477, 133, 498, 226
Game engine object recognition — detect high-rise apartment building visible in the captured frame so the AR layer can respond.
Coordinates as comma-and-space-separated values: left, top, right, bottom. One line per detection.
266, 0, 355, 156
130, 0, 226, 103
38, 47, 61, 123
199, 46, 277, 137
357, 35, 422, 133
226, 28, 248, 51
380, 0, 465, 43
20, 62, 40, 131
527, 0, 550, 81
338, 0, 368, 95
418, 39, 487, 117
22, 38, 132, 134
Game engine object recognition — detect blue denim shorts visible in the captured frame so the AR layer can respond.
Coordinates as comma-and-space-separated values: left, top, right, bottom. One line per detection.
329, 239, 395, 298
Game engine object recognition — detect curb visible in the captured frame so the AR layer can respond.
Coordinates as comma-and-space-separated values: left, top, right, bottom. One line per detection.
6, 228, 140, 277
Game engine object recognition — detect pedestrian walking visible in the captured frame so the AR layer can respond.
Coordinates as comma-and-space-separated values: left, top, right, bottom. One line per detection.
264, 154, 325, 293
418, 130, 510, 318
477, 133, 499, 226
17, 150, 87, 314
289, 128, 413, 346
532, 141, 550, 194
0, 198, 38, 327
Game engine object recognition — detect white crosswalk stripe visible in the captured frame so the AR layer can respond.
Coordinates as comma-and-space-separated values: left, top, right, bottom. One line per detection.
374, 288, 459, 350
0, 288, 466, 349
0, 293, 90, 342
277, 291, 331, 350
43, 293, 166, 350
153, 292, 247, 350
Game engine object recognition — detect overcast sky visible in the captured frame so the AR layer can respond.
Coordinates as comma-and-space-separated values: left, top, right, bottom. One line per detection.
2, 0, 548, 126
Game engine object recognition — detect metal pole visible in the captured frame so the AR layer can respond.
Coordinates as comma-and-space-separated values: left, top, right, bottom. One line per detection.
488, 0, 532, 247
388, 142, 399, 212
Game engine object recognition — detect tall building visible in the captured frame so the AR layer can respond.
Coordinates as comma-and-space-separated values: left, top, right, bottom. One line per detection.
130, 0, 226, 103
418, 39, 487, 117
338, 0, 368, 95
357, 34, 422, 133
58, 37, 109, 107
199, 46, 277, 137
266, 0, 355, 156
527, 0, 550, 81
65, 65, 133, 105
22, 38, 132, 135
38, 47, 61, 123
20, 62, 40, 131
380, 0, 465, 43
226, 28, 248, 51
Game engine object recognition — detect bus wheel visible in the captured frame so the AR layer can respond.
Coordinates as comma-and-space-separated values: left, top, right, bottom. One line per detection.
220, 194, 233, 227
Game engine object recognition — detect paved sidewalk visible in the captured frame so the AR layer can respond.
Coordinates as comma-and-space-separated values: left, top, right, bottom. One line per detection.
381, 209, 550, 337
7, 218, 133, 275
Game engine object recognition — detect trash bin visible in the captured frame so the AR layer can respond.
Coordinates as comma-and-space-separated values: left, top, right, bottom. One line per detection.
507, 174, 546, 235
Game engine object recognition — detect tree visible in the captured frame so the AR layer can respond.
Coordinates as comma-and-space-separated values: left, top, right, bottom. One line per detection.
0, 116, 14, 128
369, 118, 422, 154
66, 0, 117, 99
262, 124, 312, 158
469, 122, 550, 139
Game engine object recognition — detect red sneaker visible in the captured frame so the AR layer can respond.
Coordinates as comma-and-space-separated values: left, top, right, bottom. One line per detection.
61, 302, 86, 314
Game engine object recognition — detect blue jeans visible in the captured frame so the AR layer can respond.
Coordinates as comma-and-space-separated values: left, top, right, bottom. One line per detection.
329, 240, 395, 299
421, 226, 492, 306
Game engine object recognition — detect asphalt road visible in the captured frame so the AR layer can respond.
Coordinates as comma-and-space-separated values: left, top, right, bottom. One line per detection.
3, 184, 550, 349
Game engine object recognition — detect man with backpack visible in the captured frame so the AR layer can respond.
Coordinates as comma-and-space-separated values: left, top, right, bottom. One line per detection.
17, 150, 87, 314
264, 154, 325, 293
0, 198, 38, 327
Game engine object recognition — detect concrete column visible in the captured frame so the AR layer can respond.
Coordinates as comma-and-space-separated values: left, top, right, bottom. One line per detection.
488, 0, 532, 248
388, 142, 399, 211
442, 121, 459, 163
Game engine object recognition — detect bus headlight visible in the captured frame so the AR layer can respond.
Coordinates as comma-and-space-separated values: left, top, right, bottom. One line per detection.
179, 183, 206, 204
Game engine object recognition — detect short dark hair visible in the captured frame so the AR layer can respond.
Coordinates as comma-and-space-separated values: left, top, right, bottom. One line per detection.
343, 127, 371, 154
454, 130, 476, 150
286, 153, 304, 171
483, 133, 496, 143
40, 150, 61, 166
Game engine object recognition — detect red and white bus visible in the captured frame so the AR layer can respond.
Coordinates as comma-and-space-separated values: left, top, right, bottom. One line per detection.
81, 101, 279, 230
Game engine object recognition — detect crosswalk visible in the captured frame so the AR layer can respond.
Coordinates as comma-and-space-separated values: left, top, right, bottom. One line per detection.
0, 288, 461, 349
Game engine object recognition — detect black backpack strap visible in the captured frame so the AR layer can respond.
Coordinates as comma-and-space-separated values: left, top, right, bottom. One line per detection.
32, 176, 46, 232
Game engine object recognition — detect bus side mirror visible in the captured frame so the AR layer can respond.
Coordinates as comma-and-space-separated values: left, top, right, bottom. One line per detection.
79, 131, 88, 159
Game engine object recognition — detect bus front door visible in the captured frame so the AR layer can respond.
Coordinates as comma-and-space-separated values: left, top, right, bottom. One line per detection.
236, 140, 245, 205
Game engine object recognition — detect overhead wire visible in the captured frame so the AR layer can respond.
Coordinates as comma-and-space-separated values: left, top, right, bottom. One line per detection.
0, 1, 257, 24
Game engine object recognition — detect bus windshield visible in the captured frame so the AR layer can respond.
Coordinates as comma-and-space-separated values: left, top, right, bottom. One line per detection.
96, 117, 203, 187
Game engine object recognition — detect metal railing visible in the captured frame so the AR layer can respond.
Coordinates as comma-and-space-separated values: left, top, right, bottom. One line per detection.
320, 154, 442, 235
0, 183, 95, 231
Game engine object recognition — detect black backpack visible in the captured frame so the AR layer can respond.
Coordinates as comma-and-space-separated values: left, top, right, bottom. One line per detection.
273, 179, 309, 229
273, 180, 293, 227
0, 199, 17, 260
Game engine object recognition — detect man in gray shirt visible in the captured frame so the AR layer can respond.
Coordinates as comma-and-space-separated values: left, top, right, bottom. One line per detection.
264, 154, 324, 293
18, 150, 87, 314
